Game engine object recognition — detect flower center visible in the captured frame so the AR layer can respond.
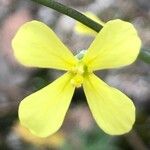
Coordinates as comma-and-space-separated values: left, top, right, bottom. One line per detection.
70, 63, 87, 88
70, 50, 89, 88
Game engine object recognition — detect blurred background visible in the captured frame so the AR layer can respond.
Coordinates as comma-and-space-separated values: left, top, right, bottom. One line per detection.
0, 0, 150, 149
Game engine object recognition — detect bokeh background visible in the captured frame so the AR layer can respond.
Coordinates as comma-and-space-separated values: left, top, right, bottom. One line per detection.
0, 0, 150, 149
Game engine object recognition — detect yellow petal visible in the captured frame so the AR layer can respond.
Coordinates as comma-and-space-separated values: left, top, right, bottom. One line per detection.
83, 19, 141, 71
74, 11, 104, 36
19, 73, 75, 137
12, 20, 77, 70
83, 74, 135, 135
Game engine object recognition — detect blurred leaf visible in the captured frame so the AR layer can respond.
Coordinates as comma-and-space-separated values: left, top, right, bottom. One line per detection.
84, 128, 120, 150
139, 49, 150, 63
61, 127, 120, 150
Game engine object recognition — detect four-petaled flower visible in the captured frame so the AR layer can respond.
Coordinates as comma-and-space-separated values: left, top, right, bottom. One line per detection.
12, 19, 141, 137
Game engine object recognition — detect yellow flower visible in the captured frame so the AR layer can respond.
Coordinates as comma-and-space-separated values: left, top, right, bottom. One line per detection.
14, 122, 65, 148
12, 19, 141, 137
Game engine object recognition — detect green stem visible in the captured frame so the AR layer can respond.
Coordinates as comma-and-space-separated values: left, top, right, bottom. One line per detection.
31, 0, 150, 64
31, 0, 102, 32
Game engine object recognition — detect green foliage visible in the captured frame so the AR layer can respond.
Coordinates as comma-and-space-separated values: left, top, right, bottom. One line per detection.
62, 128, 120, 150
139, 49, 150, 63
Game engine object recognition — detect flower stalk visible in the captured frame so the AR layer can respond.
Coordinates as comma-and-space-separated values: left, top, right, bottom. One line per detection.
31, 0, 102, 32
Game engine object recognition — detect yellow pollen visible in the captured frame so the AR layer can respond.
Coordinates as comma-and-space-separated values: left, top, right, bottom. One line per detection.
71, 75, 83, 88
70, 62, 87, 88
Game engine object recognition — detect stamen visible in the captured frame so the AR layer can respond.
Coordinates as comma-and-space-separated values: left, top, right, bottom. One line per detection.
71, 74, 83, 88
70, 50, 89, 87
